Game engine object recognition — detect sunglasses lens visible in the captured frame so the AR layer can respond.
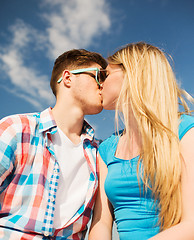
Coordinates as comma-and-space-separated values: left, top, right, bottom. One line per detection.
98, 70, 107, 83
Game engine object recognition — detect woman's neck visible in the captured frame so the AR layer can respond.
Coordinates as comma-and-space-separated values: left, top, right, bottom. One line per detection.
115, 113, 142, 160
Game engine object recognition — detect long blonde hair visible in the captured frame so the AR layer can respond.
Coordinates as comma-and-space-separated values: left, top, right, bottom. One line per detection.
108, 42, 192, 230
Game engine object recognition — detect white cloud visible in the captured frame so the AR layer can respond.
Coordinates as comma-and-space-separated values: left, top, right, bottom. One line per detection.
0, 19, 54, 108
42, 0, 111, 58
0, 0, 111, 108
0, 48, 52, 101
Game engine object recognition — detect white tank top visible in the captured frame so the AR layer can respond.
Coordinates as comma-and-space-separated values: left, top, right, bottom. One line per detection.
52, 127, 90, 228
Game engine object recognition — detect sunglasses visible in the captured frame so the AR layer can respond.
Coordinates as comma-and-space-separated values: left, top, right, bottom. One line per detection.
57, 67, 108, 86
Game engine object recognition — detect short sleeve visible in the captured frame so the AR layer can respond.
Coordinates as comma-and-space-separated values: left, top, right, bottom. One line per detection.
98, 139, 109, 165
179, 114, 194, 140
98, 133, 120, 166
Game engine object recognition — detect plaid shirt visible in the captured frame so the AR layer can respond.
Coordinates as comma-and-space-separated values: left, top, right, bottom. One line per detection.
0, 108, 99, 240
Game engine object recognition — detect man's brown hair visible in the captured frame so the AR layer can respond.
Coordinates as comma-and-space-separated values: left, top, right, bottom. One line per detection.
50, 49, 107, 96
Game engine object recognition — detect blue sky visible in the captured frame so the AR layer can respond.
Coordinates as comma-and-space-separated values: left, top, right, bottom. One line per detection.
0, 0, 194, 141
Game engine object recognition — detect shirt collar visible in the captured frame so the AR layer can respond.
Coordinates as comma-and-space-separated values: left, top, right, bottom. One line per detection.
39, 108, 57, 134
39, 107, 95, 140
81, 120, 95, 140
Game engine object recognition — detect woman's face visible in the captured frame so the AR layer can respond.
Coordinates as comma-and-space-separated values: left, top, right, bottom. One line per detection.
101, 63, 124, 110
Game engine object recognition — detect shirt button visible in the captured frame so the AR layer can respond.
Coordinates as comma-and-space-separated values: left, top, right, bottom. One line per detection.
44, 232, 49, 236
54, 169, 58, 174
51, 196, 55, 202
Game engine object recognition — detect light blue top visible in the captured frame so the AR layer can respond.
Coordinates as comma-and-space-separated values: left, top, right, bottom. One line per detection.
99, 114, 194, 240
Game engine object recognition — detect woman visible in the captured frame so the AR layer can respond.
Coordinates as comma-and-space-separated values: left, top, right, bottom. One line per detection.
89, 42, 194, 240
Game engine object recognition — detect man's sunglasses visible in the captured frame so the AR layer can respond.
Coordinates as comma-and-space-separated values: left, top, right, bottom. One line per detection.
57, 67, 108, 87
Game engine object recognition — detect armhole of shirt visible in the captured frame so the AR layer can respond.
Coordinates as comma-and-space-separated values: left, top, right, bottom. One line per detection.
98, 134, 117, 166
98, 142, 108, 165
98, 131, 123, 166
179, 114, 194, 140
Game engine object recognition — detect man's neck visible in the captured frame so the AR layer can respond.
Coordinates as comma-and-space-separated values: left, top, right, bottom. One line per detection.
51, 103, 84, 145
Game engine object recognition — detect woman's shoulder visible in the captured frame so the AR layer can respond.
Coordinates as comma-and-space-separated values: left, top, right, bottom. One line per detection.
179, 114, 194, 140
98, 130, 124, 164
99, 130, 123, 148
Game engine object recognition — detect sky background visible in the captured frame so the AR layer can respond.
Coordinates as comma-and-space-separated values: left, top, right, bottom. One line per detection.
0, 0, 194, 141
0, 0, 194, 239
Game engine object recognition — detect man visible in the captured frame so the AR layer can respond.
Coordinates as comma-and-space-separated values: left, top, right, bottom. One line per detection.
0, 49, 107, 239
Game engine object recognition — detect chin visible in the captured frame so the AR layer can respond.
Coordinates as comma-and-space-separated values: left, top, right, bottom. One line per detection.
102, 103, 115, 110
85, 105, 103, 115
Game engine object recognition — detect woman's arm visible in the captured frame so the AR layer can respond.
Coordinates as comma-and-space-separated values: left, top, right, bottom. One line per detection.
89, 154, 114, 240
150, 127, 194, 239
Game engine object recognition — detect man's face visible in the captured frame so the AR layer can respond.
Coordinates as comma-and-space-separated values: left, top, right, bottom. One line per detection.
71, 64, 103, 115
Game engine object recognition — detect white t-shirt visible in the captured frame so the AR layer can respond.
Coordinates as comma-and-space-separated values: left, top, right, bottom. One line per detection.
52, 127, 90, 228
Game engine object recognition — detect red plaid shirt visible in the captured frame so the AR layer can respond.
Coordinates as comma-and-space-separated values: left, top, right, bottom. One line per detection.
0, 108, 99, 239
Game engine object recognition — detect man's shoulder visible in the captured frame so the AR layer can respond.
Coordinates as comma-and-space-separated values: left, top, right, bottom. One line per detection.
0, 111, 42, 132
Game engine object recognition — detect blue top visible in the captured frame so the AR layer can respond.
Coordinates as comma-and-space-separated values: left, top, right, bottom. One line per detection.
99, 114, 194, 240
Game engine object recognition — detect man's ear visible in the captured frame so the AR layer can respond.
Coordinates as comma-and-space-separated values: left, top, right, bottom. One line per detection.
61, 70, 72, 87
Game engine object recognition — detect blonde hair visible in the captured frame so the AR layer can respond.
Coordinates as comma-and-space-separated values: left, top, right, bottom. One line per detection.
108, 42, 193, 230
